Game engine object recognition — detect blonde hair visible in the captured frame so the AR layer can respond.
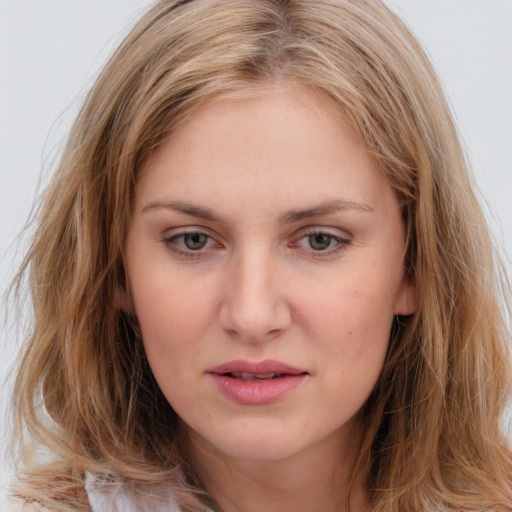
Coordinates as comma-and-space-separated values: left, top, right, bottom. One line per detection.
12, 0, 512, 510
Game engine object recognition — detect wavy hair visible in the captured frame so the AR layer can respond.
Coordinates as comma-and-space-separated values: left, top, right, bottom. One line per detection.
11, 0, 512, 510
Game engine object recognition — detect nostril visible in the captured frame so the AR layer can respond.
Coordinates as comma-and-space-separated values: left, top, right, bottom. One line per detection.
218, 271, 292, 342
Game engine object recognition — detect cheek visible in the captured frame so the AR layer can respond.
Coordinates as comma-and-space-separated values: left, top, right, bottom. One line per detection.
130, 269, 218, 362
316, 280, 394, 402
132, 279, 216, 406
294, 266, 397, 401
298, 269, 397, 345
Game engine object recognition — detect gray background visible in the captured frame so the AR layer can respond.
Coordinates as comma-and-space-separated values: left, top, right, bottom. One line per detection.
1, 0, 511, 505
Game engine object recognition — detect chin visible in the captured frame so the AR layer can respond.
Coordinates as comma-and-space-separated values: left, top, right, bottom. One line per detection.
216, 437, 303, 462
192, 418, 311, 462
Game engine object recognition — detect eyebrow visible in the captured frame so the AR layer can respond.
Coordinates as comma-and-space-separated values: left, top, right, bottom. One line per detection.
142, 200, 223, 222
142, 198, 374, 224
279, 199, 374, 223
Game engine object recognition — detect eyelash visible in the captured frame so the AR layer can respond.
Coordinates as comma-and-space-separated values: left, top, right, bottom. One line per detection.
289, 229, 351, 258
162, 229, 351, 259
163, 230, 220, 259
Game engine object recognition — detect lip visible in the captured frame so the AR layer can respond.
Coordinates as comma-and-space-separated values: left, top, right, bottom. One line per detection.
209, 359, 307, 375
207, 359, 308, 405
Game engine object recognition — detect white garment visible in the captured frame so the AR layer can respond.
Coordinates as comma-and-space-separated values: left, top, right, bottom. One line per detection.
85, 473, 182, 512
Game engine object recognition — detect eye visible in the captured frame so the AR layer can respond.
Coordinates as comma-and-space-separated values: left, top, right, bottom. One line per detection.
293, 230, 350, 254
306, 233, 336, 251
163, 230, 219, 255
181, 232, 209, 250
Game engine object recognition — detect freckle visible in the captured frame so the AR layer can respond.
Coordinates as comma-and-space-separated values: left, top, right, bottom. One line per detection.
348, 331, 353, 335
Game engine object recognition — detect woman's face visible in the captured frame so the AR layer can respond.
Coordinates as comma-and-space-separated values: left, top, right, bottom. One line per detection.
125, 86, 415, 462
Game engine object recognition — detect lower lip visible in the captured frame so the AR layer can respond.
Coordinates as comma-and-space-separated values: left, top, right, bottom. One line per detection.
210, 374, 307, 405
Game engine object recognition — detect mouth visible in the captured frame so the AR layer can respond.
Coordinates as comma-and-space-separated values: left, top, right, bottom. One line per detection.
208, 359, 308, 379
223, 372, 292, 381
207, 360, 308, 404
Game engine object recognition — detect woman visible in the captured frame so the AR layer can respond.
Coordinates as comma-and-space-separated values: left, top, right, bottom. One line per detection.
9, 0, 512, 511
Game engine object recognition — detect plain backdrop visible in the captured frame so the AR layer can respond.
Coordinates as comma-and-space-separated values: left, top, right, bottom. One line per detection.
1, 0, 511, 506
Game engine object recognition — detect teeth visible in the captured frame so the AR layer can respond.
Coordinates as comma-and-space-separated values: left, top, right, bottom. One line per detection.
229, 372, 284, 381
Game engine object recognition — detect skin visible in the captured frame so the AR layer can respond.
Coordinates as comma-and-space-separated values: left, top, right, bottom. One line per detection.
124, 84, 415, 512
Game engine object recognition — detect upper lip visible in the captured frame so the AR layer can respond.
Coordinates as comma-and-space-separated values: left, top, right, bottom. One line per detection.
208, 359, 308, 375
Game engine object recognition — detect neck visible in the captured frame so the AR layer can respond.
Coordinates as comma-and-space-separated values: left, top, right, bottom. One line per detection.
179, 425, 370, 512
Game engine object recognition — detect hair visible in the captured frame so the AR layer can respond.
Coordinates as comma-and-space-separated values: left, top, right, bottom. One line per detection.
11, 0, 512, 511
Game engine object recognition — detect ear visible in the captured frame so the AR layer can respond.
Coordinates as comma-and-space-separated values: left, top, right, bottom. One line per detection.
393, 274, 417, 316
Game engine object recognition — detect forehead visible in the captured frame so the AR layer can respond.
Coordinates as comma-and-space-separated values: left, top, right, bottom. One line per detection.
134, 85, 394, 220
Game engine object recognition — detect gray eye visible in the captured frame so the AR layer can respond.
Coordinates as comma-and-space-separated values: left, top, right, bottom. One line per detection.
308, 233, 333, 250
184, 233, 209, 250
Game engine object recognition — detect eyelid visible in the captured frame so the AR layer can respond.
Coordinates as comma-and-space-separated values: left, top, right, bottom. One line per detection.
293, 226, 352, 241
163, 226, 215, 237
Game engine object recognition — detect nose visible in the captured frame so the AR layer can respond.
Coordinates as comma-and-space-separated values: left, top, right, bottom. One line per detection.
219, 249, 292, 343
